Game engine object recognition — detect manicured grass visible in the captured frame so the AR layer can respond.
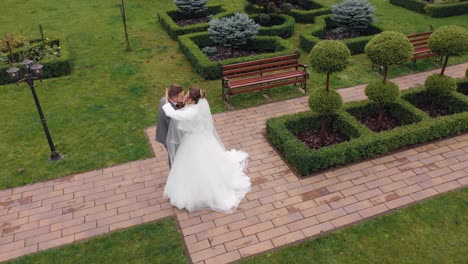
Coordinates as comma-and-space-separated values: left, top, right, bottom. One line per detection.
243, 188, 468, 264
9, 218, 187, 264
0, 0, 467, 189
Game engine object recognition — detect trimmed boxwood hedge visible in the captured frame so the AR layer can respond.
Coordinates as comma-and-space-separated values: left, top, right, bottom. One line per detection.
0, 37, 72, 86
251, 14, 295, 39
426, 2, 468, 18
389, 0, 468, 17
299, 15, 384, 54
178, 32, 296, 80
288, 0, 331, 23
158, 5, 231, 40
402, 86, 468, 114
266, 87, 468, 176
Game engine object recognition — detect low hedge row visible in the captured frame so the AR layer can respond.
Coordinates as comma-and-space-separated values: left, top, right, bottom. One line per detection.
158, 5, 231, 40
178, 32, 296, 80
266, 87, 468, 176
426, 2, 468, 18
288, 0, 331, 23
0, 37, 72, 85
389, 0, 468, 17
299, 15, 384, 54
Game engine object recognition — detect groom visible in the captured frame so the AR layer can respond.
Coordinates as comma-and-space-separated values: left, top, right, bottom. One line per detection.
156, 84, 185, 168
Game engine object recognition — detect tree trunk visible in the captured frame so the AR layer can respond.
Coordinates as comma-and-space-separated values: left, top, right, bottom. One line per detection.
320, 116, 327, 147
377, 105, 384, 132
430, 98, 437, 117
383, 65, 388, 84
440, 56, 449, 76
326, 73, 330, 92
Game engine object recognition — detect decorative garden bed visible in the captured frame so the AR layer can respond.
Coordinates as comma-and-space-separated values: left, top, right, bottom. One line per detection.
250, 14, 295, 38
0, 37, 72, 85
158, 5, 231, 39
389, 0, 468, 17
300, 14, 384, 54
178, 32, 295, 80
457, 78, 468, 96
266, 87, 468, 176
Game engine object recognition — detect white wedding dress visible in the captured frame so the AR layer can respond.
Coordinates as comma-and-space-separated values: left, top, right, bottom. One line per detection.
162, 99, 251, 213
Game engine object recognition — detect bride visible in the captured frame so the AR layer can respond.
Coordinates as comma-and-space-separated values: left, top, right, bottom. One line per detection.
161, 87, 251, 213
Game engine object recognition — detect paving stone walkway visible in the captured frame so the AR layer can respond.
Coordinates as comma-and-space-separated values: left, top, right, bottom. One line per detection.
0, 63, 467, 263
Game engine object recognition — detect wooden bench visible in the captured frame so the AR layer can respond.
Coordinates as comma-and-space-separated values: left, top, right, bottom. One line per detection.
221, 54, 309, 106
406, 31, 440, 64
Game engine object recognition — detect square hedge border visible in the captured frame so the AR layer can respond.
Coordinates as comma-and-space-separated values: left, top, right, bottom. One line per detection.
250, 14, 296, 39
178, 32, 296, 80
300, 14, 384, 54
389, 0, 468, 18
0, 37, 72, 86
457, 78, 468, 96
157, 5, 231, 40
266, 88, 468, 176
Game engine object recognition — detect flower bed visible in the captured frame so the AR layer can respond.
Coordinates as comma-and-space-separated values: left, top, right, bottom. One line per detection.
0, 37, 72, 85
300, 14, 384, 54
178, 32, 296, 80
266, 87, 468, 176
288, 0, 331, 23
158, 5, 231, 39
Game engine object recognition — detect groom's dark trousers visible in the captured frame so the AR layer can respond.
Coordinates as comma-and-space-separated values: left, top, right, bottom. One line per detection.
156, 97, 177, 168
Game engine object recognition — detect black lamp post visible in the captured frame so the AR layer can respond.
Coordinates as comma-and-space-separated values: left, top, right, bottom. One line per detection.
6, 59, 62, 161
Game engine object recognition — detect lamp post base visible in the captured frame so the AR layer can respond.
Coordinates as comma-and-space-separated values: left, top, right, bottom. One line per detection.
49, 152, 63, 161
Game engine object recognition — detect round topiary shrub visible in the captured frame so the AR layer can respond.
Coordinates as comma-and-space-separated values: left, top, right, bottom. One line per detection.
331, 0, 376, 33
428, 25, 468, 75
174, 0, 209, 16
309, 88, 343, 146
425, 74, 457, 116
309, 88, 343, 114
425, 74, 457, 97
208, 12, 260, 49
309, 40, 351, 91
365, 81, 400, 131
365, 81, 400, 106
365, 31, 413, 82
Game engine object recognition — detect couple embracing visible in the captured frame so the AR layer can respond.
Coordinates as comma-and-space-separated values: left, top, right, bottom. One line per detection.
156, 84, 251, 213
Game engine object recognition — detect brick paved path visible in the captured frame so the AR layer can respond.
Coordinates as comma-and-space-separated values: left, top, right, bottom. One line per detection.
0, 64, 467, 263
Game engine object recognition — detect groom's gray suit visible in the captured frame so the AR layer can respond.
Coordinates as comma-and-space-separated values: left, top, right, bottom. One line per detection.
156, 97, 177, 167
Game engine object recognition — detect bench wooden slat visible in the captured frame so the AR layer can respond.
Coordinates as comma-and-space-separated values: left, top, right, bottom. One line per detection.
221, 54, 298, 70
407, 32, 432, 38
223, 59, 299, 76
230, 78, 307, 94
224, 64, 302, 80
229, 71, 305, 88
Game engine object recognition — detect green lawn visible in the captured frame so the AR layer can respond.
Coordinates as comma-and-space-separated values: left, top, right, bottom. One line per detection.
7, 188, 467, 263
9, 218, 187, 264
243, 188, 468, 264
0, 0, 467, 189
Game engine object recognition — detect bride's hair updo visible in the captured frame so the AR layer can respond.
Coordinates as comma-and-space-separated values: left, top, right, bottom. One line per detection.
188, 87, 206, 104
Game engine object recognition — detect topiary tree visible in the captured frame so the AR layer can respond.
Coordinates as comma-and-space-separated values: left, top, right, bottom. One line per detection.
365, 81, 400, 131
428, 25, 468, 76
365, 31, 413, 83
331, 0, 376, 33
174, 0, 209, 16
309, 88, 343, 146
208, 12, 260, 49
309, 40, 351, 91
424, 74, 457, 116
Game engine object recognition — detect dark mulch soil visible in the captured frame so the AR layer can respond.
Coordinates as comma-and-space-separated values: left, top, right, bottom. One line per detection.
296, 129, 348, 150
324, 28, 363, 40
174, 17, 209, 26
206, 46, 272, 61
358, 113, 401, 132
414, 101, 453, 118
